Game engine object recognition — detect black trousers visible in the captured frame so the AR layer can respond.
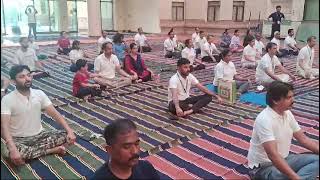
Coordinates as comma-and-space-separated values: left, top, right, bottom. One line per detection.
76, 87, 102, 99
168, 94, 212, 114
202, 55, 221, 63
190, 64, 205, 72
271, 25, 280, 39
28, 23, 37, 39
57, 48, 71, 55
138, 46, 152, 53
165, 51, 181, 59
30, 70, 50, 79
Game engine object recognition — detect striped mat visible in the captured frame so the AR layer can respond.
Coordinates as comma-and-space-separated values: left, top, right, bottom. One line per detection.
1, 43, 319, 180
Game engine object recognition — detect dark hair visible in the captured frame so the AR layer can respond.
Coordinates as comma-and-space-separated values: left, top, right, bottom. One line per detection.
199, 31, 204, 34
307, 36, 316, 42
71, 40, 80, 50
206, 34, 213, 40
185, 39, 192, 46
234, 29, 239, 34
129, 42, 137, 49
9, 65, 30, 80
288, 28, 294, 34
247, 36, 255, 43
19, 37, 28, 43
113, 33, 124, 44
220, 49, 232, 59
177, 58, 190, 66
276, 5, 281, 9
104, 118, 137, 145
60, 31, 66, 36
266, 81, 293, 107
246, 29, 251, 36
168, 31, 174, 36
266, 42, 277, 52
75, 59, 87, 71
101, 30, 107, 34
101, 42, 113, 50
224, 29, 229, 33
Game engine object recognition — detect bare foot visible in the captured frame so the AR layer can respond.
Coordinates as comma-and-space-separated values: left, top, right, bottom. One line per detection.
183, 109, 193, 116
46, 146, 66, 156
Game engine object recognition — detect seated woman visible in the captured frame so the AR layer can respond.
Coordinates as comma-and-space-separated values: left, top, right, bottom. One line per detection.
72, 59, 102, 100
112, 33, 128, 66
243, 29, 255, 47
181, 39, 205, 72
220, 29, 232, 48
241, 36, 261, 68
229, 29, 244, 53
69, 40, 93, 72
124, 43, 154, 82
213, 49, 251, 96
201, 35, 221, 62
57, 31, 71, 55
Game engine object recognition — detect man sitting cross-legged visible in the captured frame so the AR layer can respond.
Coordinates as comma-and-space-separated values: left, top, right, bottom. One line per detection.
1, 65, 76, 166
94, 42, 137, 89
247, 81, 319, 180
296, 36, 319, 79
168, 58, 222, 117
255, 42, 296, 88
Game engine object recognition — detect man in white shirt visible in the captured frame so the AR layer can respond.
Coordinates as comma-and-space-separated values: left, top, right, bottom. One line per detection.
284, 29, 299, 56
181, 39, 205, 72
215, 49, 251, 95
256, 42, 296, 87
192, 27, 201, 57
296, 36, 319, 79
1, 65, 76, 166
12, 37, 50, 79
134, 27, 152, 53
254, 33, 265, 55
168, 58, 222, 117
25, 5, 38, 40
97, 30, 112, 54
242, 36, 261, 68
94, 42, 137, 89
164, 31, 181, 59
201, 35, 221, 62
271, 31, 286, 58
247, 81, 319, 180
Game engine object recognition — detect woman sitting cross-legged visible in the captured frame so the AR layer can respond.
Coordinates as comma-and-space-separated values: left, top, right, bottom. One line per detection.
69, 40, 93, 72
57, 31, 71, 55
72, 59, 102, 100
181, 39, 205, 72
124, 43, 154, 82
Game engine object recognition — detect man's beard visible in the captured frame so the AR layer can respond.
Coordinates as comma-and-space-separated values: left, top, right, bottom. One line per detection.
17, 82, 32, 91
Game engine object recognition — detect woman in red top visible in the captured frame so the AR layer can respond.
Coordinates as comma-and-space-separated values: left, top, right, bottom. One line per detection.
57, 31, 71, 55
124, 43, 154, 82
72, 59, 102, 99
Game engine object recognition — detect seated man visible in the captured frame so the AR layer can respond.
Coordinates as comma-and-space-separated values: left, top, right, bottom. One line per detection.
296, 36, 319, 79
72, 59, 102, 100
220, 29, 232, 48
168, 58, 222, 117
94, 42, 136, 89
192, 27, 201, 57
271, 31, 287, 58
241, 36, 261, 68
214, 49, 251, 96
256, 42, 296, 88
229, 29, 244, 53
134, 27, 152, 53
164, 31, 181, 59
254, 33, 265, 56
90, 118, 160, 180
181, 39, 205, 72
1, 65, 76, 166
97, 30, 112, 55
247, 81, 319, 180
13, 37, 49, 79
284, 29, 299, 56
201, 35, 221, 62
124, 43, 154, 82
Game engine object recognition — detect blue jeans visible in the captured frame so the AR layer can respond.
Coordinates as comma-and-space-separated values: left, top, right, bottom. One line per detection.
250, 153, 319, 180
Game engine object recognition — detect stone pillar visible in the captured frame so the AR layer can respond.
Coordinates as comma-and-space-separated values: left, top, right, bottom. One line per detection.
58, 0, 69, 32
219, 0, 233, 20
87, 0, 102, 36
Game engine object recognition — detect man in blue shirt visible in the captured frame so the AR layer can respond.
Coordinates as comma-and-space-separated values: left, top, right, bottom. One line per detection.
90, 119, 160, 180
